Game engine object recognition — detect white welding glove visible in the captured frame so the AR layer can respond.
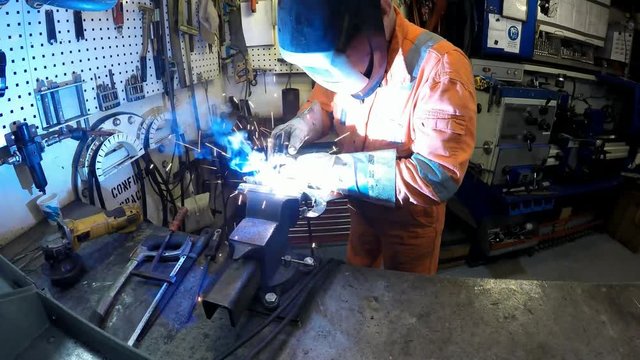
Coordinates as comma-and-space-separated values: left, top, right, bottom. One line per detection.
271, 101, 326, 155
283, 149, 397, 206
199, 0, 219, 47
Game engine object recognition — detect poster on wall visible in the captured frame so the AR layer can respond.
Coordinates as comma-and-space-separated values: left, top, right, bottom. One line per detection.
96, 165, 144, 210
487, 14, 522, 54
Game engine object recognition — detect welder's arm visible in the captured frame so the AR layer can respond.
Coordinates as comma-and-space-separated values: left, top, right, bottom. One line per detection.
272, 85, 335, 154
396, 50, 477, 207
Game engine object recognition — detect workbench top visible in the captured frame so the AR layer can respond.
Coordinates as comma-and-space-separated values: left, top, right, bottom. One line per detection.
4, 202, 640, 359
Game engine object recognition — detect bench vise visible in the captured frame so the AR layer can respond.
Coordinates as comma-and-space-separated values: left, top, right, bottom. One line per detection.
202, 184, 316, 326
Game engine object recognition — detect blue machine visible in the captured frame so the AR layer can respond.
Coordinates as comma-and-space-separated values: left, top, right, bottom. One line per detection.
475, 0, 538, 59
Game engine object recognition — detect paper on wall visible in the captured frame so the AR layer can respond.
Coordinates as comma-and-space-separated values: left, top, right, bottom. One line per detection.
487, 14, 522, 54
502, 0, 528, 21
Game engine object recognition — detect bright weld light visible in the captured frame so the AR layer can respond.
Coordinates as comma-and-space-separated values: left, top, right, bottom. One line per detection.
201, 165, 217, 170
261, 200, 266, 209
197, 296, 202, 302
150, 163, 154, 169
335, 132, 350, 142
238, 195, 242, 205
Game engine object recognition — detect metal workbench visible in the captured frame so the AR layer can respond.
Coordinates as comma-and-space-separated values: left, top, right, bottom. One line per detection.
3, 202, 640, 359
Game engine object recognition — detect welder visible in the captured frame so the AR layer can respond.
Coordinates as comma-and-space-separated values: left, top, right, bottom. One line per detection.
272, 0, 476, 274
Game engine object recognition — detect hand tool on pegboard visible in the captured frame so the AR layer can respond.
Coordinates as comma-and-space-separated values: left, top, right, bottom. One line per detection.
0, 50, 6, 98
125, 66, 145, 102
138, 5, 153, 82
94, 70, 120, 111
178, 0, 198, 53
112, 0, 124, 34
73, 11, 85, 41
45, 9, 57, 44
168, 0, 187, 88
150, 0, 166, 82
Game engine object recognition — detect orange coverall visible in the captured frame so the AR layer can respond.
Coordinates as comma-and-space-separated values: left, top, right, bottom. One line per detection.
301, 9, 476, 274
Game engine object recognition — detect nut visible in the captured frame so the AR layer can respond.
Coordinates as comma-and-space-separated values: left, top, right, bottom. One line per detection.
264, 292, 278, 306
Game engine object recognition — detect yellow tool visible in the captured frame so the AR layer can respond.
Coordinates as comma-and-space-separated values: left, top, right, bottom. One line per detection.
60, 204, 143, 250
41, 204, 143, 287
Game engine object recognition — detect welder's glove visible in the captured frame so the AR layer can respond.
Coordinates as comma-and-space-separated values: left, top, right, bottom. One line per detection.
199, 0, 219, 47
285, 149, 397, 206
271, 101, 325, 155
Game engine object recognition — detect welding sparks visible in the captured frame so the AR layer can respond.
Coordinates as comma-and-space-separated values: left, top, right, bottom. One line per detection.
197, 296, 203, 302
335, 132, 351, 142
236, 120, 244, 129
175, 139, 200, 152
150, 163, 154, 170
329, 146, 339, 154
198, 130, 202, 151
205, 143, 229, 157
200, 165, 218, 170
261, 200, 266, 209
165, 162, 173, 172
238, 195, 243, 205
271, 112, 275, 129
347, 204, 357, 212
260, 127, 272, 135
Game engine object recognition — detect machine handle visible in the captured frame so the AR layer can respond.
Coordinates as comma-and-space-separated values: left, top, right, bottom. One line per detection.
169, 207, 189, 232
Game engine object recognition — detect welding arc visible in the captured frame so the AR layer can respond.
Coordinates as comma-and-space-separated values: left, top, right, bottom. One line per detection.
213, 259, 339, 360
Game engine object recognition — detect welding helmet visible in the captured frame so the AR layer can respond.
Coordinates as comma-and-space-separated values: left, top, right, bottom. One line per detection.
277, 0, 388, 100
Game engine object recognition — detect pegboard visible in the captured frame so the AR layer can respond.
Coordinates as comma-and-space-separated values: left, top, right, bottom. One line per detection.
248, 46, 302, 73
0, 0, 220, 147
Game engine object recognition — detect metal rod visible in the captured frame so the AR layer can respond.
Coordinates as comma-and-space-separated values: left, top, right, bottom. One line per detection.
127, 240, 191, 346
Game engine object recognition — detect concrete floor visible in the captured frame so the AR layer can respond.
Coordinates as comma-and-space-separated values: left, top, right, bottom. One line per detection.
311, 233, 640, 283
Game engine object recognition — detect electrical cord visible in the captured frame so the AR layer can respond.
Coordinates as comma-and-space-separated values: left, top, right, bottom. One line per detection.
213, 259, 338, 360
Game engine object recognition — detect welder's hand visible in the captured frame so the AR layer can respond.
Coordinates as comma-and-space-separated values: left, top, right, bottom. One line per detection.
282, 153, 347, 192
284, 150, 398, 206
271, 101, 325, 155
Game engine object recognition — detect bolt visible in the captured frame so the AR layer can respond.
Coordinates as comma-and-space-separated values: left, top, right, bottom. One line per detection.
112, 117, 121, 127
264, 292, 278, 306
128, 116, 136, 125
303, 257, 315, 266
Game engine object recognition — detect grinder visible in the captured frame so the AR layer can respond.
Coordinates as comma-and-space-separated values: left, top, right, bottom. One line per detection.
41, 204, 143, 287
